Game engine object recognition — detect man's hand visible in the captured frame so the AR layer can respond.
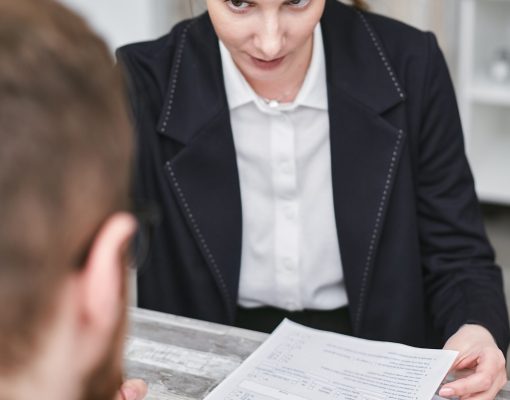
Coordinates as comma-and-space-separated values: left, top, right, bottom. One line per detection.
116, 379, 148, 400
440, 324, 506, 399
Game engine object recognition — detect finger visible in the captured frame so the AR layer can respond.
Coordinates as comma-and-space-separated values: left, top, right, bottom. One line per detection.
441, 367, 507, 400
439, 371, 495, 398
119, 379, 148, 400
447, 346, 506, 397
454, 356, 479, 371
450, 351, 479, 372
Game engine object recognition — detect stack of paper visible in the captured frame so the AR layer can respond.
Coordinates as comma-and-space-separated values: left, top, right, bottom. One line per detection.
204, 319, 458, 400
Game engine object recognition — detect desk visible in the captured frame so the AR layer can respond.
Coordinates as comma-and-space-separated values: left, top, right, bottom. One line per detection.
125, 307, 266, 399
125, 307, 510, 400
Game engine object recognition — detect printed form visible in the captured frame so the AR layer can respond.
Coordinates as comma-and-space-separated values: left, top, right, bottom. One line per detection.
204, 319, 457, 400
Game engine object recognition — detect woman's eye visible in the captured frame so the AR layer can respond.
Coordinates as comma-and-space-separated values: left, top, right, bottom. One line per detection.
287, 0, 310, 7
226, 0, 251, 11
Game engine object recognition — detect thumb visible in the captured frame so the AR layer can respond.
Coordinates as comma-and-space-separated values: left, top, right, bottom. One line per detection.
119, 379, 148, 400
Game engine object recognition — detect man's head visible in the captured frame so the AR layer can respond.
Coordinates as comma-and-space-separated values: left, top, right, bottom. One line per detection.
0, 0, 135, 399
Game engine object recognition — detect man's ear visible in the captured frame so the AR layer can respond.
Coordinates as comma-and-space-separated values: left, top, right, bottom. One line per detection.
75, 212, 136, 365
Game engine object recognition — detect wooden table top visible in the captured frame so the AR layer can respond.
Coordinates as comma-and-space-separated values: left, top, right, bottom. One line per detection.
125, 307, 510, 400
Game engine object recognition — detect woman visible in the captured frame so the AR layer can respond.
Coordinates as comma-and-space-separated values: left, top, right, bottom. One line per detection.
117, 0, 509, 397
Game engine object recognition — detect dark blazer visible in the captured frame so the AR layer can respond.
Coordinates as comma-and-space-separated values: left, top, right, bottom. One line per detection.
117, 0, 510, 351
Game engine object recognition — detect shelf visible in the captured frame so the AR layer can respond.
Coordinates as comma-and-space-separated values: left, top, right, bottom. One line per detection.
472, 170, 510, 205
457, 0, 510, 205
467, 81, 510, 107
468, 137, 510, 205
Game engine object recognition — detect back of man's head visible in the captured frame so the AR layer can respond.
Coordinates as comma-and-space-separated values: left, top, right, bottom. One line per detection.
0, 0, 134, 398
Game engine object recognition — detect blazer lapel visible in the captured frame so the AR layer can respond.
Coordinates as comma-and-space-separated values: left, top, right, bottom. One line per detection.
322, 0, 406, 334
156, 15, 242, 321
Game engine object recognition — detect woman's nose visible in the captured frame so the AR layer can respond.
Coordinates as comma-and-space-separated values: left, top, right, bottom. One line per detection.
253, 15, 284, 59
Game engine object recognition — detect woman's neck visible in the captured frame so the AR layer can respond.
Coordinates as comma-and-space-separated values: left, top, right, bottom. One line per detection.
245, 37, 314, 104
248, 75, 306, 104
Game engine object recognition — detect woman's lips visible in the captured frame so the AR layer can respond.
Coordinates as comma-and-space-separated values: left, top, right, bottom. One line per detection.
250, 55, 285, 70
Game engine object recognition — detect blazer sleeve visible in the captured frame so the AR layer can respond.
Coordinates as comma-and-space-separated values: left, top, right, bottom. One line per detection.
416, 33, 510, 352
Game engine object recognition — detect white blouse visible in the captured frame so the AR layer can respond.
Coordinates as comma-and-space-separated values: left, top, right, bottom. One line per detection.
219, 23, 348, 311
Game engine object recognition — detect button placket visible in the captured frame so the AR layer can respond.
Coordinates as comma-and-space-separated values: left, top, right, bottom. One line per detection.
270, 113, 301, 310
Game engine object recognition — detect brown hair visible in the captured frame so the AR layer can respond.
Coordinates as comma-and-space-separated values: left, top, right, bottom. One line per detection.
351, 0, 369, 10
0, 0, 132, 372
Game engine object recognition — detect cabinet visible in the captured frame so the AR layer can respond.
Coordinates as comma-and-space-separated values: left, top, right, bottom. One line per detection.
458, 0, 510, 204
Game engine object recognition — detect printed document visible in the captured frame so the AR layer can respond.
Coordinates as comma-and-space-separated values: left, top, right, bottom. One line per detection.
204, 319, 458, 400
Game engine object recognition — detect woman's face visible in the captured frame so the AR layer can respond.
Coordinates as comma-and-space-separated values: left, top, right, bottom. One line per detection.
207, 0, 325, 84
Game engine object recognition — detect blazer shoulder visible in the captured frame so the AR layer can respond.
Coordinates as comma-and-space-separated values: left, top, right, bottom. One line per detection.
116, 18, 195, 83
360, 9, 434, 63
325, 0, 430, 51
115, 14, 210, 120
324, 1, 437, 85
358, 8, 444, 106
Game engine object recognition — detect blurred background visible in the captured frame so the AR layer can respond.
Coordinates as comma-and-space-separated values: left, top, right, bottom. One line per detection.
59, 0, 510, 315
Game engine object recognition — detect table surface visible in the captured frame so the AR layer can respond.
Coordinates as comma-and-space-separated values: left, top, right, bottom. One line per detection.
125, 307, 510, 400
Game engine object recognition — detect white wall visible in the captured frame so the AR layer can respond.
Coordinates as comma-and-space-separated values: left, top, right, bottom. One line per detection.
58, 0, 193, 51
